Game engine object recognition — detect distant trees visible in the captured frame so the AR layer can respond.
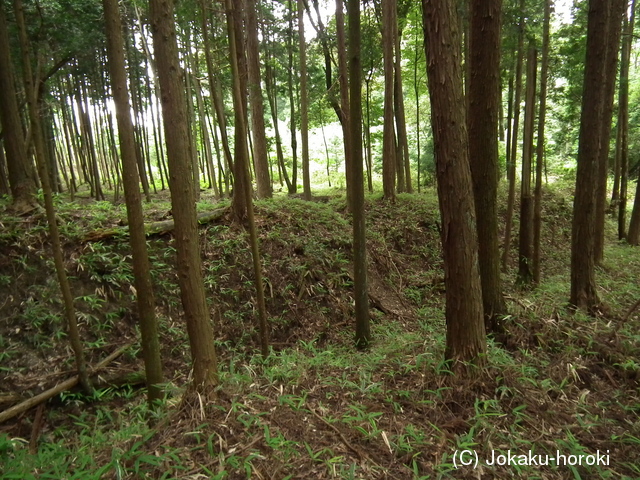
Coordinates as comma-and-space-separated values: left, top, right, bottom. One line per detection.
0, 2, 37, 213
12, 0, 92, 393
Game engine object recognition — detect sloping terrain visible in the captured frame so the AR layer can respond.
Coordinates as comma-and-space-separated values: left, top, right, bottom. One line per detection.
0, 188, 639, 479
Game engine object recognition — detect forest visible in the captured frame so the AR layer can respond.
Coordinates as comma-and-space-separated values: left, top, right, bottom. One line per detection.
0, 0, 639, 477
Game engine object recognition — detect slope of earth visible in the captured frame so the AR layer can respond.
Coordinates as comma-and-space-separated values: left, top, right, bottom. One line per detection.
0, 187, 638, 479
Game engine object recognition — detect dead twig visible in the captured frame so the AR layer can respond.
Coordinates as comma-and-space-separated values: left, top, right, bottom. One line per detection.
0, 343, 131, 424
308, 408, 365, 461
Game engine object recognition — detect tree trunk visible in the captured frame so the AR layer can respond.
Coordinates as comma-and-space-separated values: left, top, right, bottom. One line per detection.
193, 74, 219, 197
617, 0, 636, 240
347, 0, 369, 349
533, 0, 551, 285
182, 45, 201, 201
393, 11, 405, 195
246, 0, 273, 199
468, 0, 507, 332
501, 0, 525, 270
225, 0, 270, 358
150, 0, 219, 394
382, 0, 396, 202
571, 0, 625, 312
628, 172, 640, 245
336, 0, 352, 208
0, 139, 9, 196
422, 0, 486, 365
517, 44, 537, 286
264, 58, 292, 192
594, 1, 625, 263
413, 18, 422, 193
394, 19, 412, 193
287, 0, 298, 195
298, 0, 311, 200
103, 0, 164, 406
0, 2, 37, 213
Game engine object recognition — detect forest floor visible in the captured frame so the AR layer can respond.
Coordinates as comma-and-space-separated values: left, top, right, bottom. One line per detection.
0, 184, 639, 479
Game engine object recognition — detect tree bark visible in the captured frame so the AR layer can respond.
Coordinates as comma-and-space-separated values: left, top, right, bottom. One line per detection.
570, 0, 624, 312
392, 3, 405, 195
347, 0, 370, 349
0, 139, 9, 196
533, 0, 551, 285
382, 0, 396, 202
628, 173, 640, 245
517, 44, 537, 286
227, 0, 270, 358
150, 0, 219, 393
618, 0, 636, 240
336, 0, 352, 208
594, 0, 625, 263
287, 0, 298, 195
501, 0, 525, 270
103, 0, 164, 405
422, 0, 486, 365
246, 0, 273, 199
468, 0, 507, 331
298, 0, 311, 200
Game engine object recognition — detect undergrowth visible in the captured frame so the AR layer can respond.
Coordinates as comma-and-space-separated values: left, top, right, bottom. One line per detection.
0, 186, 639, 479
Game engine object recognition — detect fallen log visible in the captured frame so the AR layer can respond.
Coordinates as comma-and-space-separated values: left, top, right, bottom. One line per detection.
0, 344, 131, 424
82, 207, 229, 242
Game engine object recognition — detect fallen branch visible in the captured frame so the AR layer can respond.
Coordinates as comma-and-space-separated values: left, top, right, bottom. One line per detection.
82, 207, 229, 242
0, 343, 131, 424
309, 408, 364, 461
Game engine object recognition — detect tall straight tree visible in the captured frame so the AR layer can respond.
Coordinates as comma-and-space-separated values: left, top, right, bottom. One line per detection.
347, 0, 369, 349
517, 45, 537, 286
286, 0, 298, 195
103, 0, 164, 405
468, 0, 507, 331
226, 0, 270, 357
298, 0, 311, 200
502, 0, 525, 270
150, 0, 219, 393
571, 0, 625, 311
533, 0, 552, 284
336, 0, 352, 207
393, 4, 412, 193
246, 0, 272, 199
0, 2, 37, 213
594, 2, 625, 263
382, 0, 396, 202
422, 0, 486, 364
614, 0, 635, 240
